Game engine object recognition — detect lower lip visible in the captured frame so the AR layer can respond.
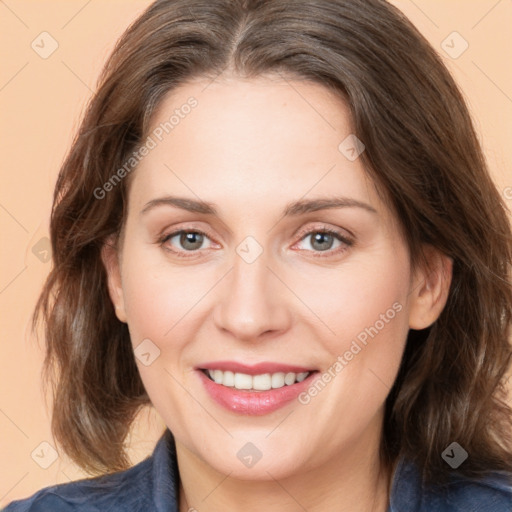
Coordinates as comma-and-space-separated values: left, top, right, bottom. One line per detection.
197, 370, 318, 415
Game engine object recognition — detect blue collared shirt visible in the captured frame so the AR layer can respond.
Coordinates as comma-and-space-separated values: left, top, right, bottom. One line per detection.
3, 429, 512, 511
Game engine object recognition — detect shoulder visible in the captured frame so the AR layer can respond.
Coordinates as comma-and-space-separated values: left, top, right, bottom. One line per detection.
390, 457, 512, 512
428, 472, 512, 511
2, 456, 154, 512
2, 429, 178, 512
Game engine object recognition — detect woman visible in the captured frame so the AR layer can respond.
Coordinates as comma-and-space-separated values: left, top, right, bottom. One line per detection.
3, 0, 512, 510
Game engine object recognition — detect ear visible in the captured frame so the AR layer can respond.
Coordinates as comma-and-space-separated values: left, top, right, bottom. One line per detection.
408, 245, 453, 330
101, 235, 127, 323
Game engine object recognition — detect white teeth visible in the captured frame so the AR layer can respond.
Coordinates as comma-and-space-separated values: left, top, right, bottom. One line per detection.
296, 372, 309, 382
271, 372, 285, 388
234, 372, 252, 390
284, 372, 296, 385
223, 370, 235, 387
252, 373, 272, 390
206, 369, 311, 390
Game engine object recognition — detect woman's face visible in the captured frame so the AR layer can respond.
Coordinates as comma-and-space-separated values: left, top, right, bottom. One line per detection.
104, 76, 446, 479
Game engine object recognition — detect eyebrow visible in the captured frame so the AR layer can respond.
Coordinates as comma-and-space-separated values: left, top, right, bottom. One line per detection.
140, 195, 377, 217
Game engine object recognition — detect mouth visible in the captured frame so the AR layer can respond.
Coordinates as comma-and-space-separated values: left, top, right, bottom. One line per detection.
200, 368, 316, 391
195, 361, 320, 415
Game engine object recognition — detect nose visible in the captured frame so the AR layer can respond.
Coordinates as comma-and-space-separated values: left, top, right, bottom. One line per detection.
213, 251, 292, 342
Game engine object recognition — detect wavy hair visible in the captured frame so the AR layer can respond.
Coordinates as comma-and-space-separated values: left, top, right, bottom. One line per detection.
34, 0, 512, 485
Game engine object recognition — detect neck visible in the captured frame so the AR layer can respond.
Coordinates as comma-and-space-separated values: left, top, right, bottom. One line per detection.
176, 422, 392, 512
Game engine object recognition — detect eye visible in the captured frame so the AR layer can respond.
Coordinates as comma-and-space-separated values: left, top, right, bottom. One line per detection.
158, 225, 354, 259
294, 227, 354, 257
159, 229, 214, 257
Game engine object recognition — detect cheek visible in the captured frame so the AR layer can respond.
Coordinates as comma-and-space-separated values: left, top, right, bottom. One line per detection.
118, 245, 208, 428
294, 247, 411, 358
293, 252, 410, 438
295, 246, 411, 419
120, 244, 213, 347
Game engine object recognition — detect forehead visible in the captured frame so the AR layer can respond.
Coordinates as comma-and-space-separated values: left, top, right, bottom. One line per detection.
129, 76, 387, 222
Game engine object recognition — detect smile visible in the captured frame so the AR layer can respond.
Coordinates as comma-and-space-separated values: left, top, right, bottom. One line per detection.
196, 361, 320, 415
202, 369, 311, 390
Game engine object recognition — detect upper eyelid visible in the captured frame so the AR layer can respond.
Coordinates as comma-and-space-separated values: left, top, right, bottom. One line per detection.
294, 223, 354, 241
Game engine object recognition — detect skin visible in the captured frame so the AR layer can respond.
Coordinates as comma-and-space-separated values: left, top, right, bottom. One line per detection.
102, 75, 452, 512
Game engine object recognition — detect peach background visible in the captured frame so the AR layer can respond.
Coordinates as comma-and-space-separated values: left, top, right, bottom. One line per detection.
1, 0, 511, 506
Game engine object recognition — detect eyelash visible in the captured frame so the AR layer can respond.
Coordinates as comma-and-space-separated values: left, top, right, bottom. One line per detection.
157, 225, 354, 259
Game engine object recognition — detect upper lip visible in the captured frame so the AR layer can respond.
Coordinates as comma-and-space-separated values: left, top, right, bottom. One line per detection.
197, 361, 317, 375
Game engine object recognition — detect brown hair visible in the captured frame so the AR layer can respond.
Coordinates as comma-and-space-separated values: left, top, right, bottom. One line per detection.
35, 0, 512, 485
